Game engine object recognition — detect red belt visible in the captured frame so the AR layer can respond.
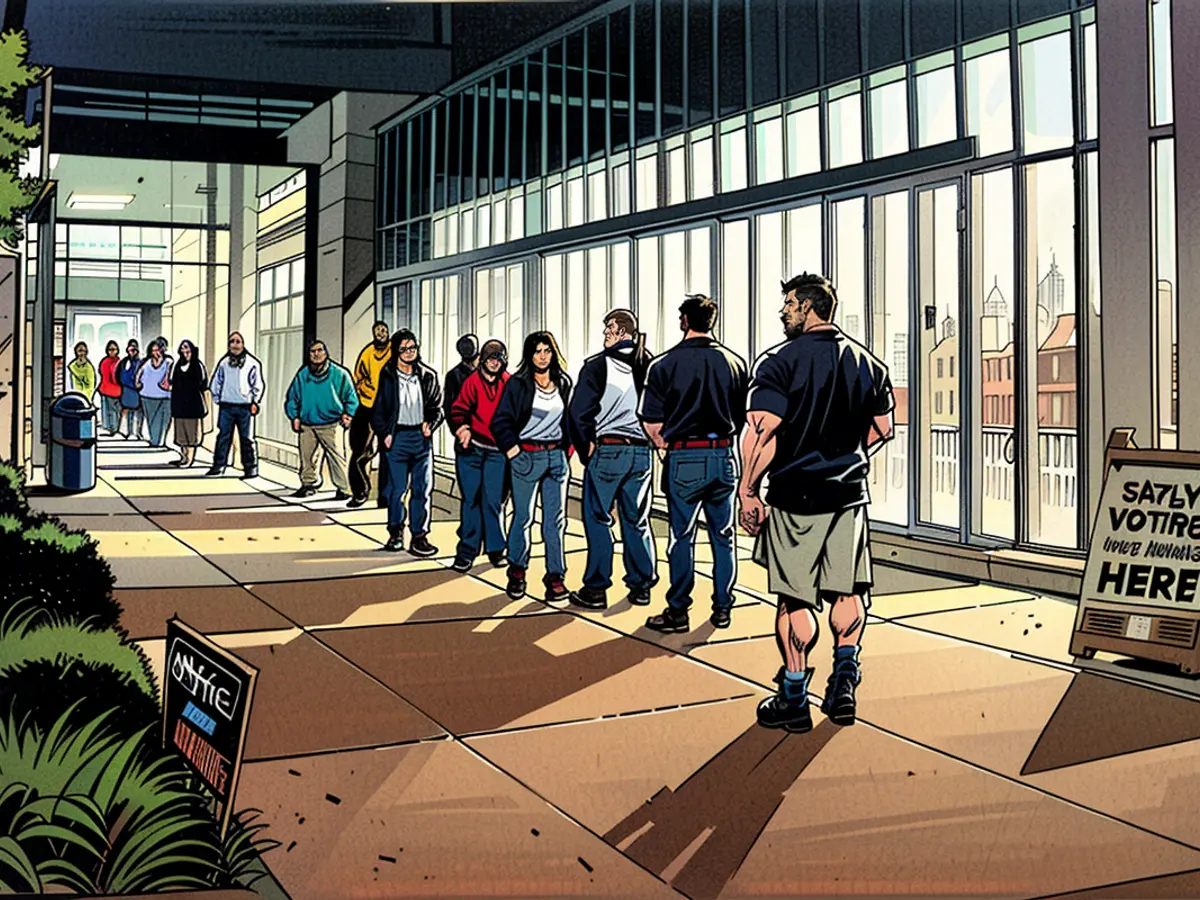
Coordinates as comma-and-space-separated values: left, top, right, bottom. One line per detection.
598, 436, 650, 447
520, 441, 562, 452
669, 438, 733, 450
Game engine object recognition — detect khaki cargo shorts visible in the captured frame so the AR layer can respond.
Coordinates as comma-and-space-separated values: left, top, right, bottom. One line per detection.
752, 505, 873, 611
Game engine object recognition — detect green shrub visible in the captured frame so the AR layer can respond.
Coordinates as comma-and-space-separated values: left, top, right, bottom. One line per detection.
0, 614, 158, 740
0, 709, 277, 894
0, 459, 26, 519
0, 513, 120, 630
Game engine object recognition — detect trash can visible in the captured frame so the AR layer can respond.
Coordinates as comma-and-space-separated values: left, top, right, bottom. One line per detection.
49, 393, 98, 492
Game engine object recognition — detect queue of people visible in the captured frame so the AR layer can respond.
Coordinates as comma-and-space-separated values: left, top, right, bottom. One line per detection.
66, 270, 892, 735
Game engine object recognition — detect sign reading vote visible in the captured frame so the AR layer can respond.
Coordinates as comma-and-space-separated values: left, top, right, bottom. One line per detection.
1084, 463, 1200, 611
163, 619, 258, 808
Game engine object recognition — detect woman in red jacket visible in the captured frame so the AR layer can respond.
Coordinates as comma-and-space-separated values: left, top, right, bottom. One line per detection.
97, 340, 122, 435
447, 339, 509, 572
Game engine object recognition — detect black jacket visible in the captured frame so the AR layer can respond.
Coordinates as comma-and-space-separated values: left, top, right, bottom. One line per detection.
170, 359, 209, 420
569, 341, 653, 463
491, 372, 574, 454
371, 361, 443, 438
442, 361, 476, 455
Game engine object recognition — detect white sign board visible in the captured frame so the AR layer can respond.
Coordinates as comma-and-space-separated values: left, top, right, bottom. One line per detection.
1083, 463, 1200, 612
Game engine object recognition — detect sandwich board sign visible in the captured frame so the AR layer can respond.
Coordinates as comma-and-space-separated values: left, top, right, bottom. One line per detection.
1072, 429, 1200, 674
163, 618, 258, 837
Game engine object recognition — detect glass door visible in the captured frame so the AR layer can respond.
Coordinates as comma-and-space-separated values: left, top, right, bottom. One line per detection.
916, 180, 964, 533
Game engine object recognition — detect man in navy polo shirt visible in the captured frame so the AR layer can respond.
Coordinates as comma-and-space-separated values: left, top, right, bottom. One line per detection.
739, 273, 895, 735
638, 294, 749, 633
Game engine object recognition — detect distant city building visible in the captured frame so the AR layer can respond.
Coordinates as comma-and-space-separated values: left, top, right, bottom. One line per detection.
984, 278, 1008, 318
942, 314, 956, 342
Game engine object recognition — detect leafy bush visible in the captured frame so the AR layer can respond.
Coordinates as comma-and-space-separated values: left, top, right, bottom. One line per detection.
0, 513, 120, 630
0, 709, 277, 894
0, 459, 26, 519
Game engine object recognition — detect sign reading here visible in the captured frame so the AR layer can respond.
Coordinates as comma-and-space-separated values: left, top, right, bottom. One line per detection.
1084, 463, 1200, 611
163, 619, 257, 819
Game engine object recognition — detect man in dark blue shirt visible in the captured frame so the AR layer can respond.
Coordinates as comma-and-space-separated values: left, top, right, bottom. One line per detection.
638, 294, 749, 633
739, 273, 894, 735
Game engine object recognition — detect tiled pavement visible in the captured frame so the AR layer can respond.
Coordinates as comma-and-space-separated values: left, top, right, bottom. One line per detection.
32, 436, 1200, 899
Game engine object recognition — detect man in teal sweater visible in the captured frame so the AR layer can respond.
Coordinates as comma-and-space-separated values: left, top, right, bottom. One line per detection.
284, 340, 359, 501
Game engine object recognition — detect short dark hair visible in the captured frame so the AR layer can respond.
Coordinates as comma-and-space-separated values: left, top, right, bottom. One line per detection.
679, 294, 718, 333
456, 333, 480, 361
391, 329, 418, 350
781, 273, 838, 321
604, 309, 638, 337
308, 340, 327, 353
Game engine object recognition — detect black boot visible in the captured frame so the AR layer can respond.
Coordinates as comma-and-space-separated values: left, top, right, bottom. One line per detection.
757, 667, 813, 734
820, 659, 861, 726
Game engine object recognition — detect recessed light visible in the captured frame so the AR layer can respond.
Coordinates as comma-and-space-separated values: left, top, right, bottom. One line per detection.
67, 193, 135, 210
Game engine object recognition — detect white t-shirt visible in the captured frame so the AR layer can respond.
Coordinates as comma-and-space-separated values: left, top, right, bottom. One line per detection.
396, 372, 424, 426
519, 384, 564, 442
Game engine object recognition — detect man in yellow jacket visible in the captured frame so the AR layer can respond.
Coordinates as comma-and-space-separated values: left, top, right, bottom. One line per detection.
348, 320, 393, 507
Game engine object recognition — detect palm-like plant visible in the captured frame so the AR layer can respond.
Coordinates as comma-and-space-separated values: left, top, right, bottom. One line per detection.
0, 708, 277, 893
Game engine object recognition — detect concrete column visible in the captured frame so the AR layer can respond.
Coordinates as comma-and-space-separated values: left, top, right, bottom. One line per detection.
1097, 0, 1153, 447
1173, 0, 1200, 450
286, 92, 415, 363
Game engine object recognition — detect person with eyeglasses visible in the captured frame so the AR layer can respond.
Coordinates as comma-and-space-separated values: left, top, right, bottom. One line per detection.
447, 339, 510, 572
371, 329, 443, 556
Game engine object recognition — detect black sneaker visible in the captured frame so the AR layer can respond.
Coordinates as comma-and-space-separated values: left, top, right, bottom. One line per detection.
710, 609, 732, 629
645, 608, 689, 634
488, 550, 507, 568
241, 470, 259, 480
347, 495, 368, 509
409, 534, 439, 558
292, 486, 317, 498
544, 574, 571, 605
570, 586, 607, 610
380, 535, 404, 553
626, 586, 652, 606
506, 566, 527, 600
204, 467, 224, 477
333, 490, 351, 502
820, 662, 861, 726
450, 556, 473, 573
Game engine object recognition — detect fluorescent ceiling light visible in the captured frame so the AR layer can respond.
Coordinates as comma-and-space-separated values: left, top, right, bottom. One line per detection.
67, 193, 135, 210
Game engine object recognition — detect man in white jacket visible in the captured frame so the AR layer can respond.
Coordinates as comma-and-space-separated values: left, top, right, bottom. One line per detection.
205, 332, 266, 479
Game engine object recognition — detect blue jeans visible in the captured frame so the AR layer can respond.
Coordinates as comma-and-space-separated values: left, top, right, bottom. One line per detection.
507, 448, 568, 575
212, 404, 257, 473
664, 448, 738, 612
582, 445, 657, 592
121, 404, 144, 439
384, 430, 433, 538
142, 396, 171, 447
455, 447, 509, 561
101, 396, 121, 432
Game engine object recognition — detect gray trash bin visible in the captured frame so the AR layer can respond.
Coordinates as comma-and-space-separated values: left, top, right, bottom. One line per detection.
49, 393, 98, 492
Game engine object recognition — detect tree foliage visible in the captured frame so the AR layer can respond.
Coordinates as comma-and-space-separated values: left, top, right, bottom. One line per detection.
0, 30, 44, 244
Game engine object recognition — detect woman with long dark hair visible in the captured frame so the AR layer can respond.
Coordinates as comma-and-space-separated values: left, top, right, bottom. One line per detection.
491, 331, 573, 603
97, 340, 122, 434
136, 338, 173, 447
116, 339, 144, 440
168, 340, 208, 467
